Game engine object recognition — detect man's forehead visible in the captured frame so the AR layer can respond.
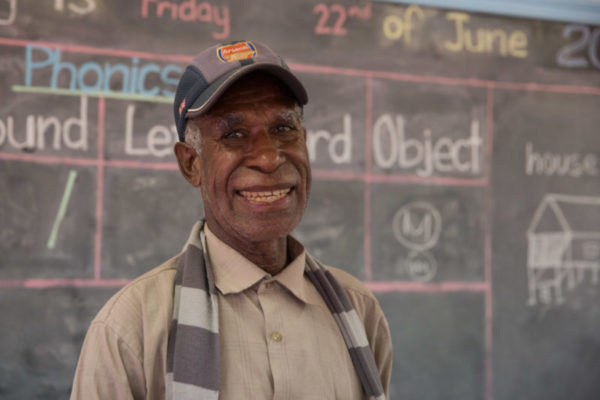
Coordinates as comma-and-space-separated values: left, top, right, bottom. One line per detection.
210, 106, 302, 128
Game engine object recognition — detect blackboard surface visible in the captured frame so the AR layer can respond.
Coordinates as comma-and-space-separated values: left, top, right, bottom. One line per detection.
1, 1, 599, 399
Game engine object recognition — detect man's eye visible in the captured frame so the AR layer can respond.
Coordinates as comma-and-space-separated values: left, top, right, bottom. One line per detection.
275, 125, 293, 134
222, 131, 244, 139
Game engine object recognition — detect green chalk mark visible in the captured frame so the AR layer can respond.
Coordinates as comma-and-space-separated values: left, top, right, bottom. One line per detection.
47, 170, 78, 249
12, 85, 173, 103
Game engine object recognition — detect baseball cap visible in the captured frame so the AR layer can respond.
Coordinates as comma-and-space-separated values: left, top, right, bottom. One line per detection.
173, 40, 308, 141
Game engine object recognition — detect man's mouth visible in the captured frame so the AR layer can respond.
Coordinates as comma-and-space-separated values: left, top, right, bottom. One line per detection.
238, 188, 292, 203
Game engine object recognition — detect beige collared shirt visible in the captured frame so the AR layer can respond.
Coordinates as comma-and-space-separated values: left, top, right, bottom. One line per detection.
71, 225, 392, 400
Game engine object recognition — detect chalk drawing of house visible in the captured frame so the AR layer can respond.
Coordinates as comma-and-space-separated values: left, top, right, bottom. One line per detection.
527, 194, 600, 306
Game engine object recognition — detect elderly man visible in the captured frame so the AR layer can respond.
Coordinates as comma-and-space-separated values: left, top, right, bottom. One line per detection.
71, 41, 392, 400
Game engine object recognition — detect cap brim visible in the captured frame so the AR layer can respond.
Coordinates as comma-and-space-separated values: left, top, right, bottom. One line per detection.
185, 62, 308, 119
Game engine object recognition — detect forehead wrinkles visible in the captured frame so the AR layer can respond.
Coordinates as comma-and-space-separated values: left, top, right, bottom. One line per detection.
214, 113, 244, 132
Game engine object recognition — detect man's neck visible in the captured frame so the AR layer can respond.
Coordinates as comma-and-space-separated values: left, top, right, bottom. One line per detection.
239, 239, 288, 275
205, 221, 289, 275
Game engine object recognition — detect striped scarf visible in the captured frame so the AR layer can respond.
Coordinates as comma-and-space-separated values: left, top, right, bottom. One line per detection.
166, 221, 385, 400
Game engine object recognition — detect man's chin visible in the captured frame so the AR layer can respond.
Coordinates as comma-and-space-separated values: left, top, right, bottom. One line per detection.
235, 214, 301, 242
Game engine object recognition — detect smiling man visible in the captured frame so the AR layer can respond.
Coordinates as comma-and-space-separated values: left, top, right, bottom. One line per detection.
175, 70, 311, 275
71, 41, 392, 400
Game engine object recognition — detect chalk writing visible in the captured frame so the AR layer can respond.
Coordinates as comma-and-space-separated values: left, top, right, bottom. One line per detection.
525, 142, 598, 177
381, 5, 424, 44
397, 250, 437, 282
556, 25, 600, 70
141, 0, 230, 40
47, 170, 77, 249
393, 201, 441, 251
306, 113, 352, 164
445, 12, 528, 58
392, 202, 442, 282
124, 104, 178, 157
313, 2, 371, 36
54, 0, 95, 14
0, 0, 16, 25
372, 114, 482, 176
25, 45, 182, 97
527, 194, 600, 305
0, 96, 88, 152
132, 176, 158, 191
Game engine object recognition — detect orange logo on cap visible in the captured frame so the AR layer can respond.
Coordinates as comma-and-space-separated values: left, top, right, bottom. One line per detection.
216, 41, 257, 62
179, 99, 186, 116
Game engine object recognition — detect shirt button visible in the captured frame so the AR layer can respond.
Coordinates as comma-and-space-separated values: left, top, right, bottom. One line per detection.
271, 331, 283, 342
265, 282, 273, 289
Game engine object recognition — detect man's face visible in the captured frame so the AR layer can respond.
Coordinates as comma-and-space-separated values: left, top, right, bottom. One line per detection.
190, 72, 311, 247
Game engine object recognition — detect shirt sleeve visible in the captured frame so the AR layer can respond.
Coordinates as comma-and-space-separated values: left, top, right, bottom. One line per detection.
70, 321, 147, 400
366, 300, 393, 398
347, 287, 394, 399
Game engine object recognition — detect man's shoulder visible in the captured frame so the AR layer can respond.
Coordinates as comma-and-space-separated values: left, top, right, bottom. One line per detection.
321, 262, 392, 368
92, 254, 180, 330
73, 255, 181, 390
321, 264, 379, 305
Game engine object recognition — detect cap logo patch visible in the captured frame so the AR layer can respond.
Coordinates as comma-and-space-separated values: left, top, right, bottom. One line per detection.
216, 41, 257, 62
179, 99, 186, 116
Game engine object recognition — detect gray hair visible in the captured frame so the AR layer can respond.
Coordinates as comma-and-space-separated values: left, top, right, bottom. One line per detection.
184, 121, 202, 154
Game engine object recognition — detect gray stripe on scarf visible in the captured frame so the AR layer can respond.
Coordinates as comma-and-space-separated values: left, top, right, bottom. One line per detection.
179, 244, 212, 292
172, 323, 220, 388
349, 346, 387, 398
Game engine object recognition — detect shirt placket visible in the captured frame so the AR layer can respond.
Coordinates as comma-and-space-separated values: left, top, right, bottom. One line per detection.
257, 279, 289, 400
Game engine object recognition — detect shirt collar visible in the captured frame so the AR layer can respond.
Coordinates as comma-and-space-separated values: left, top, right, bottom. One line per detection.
276, 235, 309, 303
204, 225, 312, 304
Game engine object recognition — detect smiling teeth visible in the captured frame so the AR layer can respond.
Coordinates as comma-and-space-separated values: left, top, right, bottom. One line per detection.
240, 188, 291, 203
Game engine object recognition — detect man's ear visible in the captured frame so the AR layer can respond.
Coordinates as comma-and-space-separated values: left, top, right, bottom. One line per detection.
174, 142, 202, 187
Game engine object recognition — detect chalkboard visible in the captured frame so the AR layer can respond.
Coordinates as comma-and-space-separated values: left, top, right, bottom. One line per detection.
1, 1, 599, 399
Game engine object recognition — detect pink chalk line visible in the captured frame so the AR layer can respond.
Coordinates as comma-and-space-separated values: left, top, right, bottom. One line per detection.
484, 85, 496, 400
364, 76, 374, 281
0, 37, 191, 63
289, 63, 600, 96
0, 152, 98, 166
0, 151, 178, 170
0, 37, 598, 95
94, 98, 105, 280
0, 279, 131, 289
365, 281, 488, 292
367, 174, 487, 186
106, 159, 178, 170
0, 152, 488, 186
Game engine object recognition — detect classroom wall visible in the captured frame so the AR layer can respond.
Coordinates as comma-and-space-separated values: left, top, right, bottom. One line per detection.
1, 1, 599, 399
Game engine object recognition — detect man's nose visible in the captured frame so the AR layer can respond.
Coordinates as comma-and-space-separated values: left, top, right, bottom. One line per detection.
246, 131, 285, 172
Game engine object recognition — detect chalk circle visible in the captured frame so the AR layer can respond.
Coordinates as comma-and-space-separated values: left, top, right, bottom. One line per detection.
392, 201, 442, 251
401, 251, 437, 282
